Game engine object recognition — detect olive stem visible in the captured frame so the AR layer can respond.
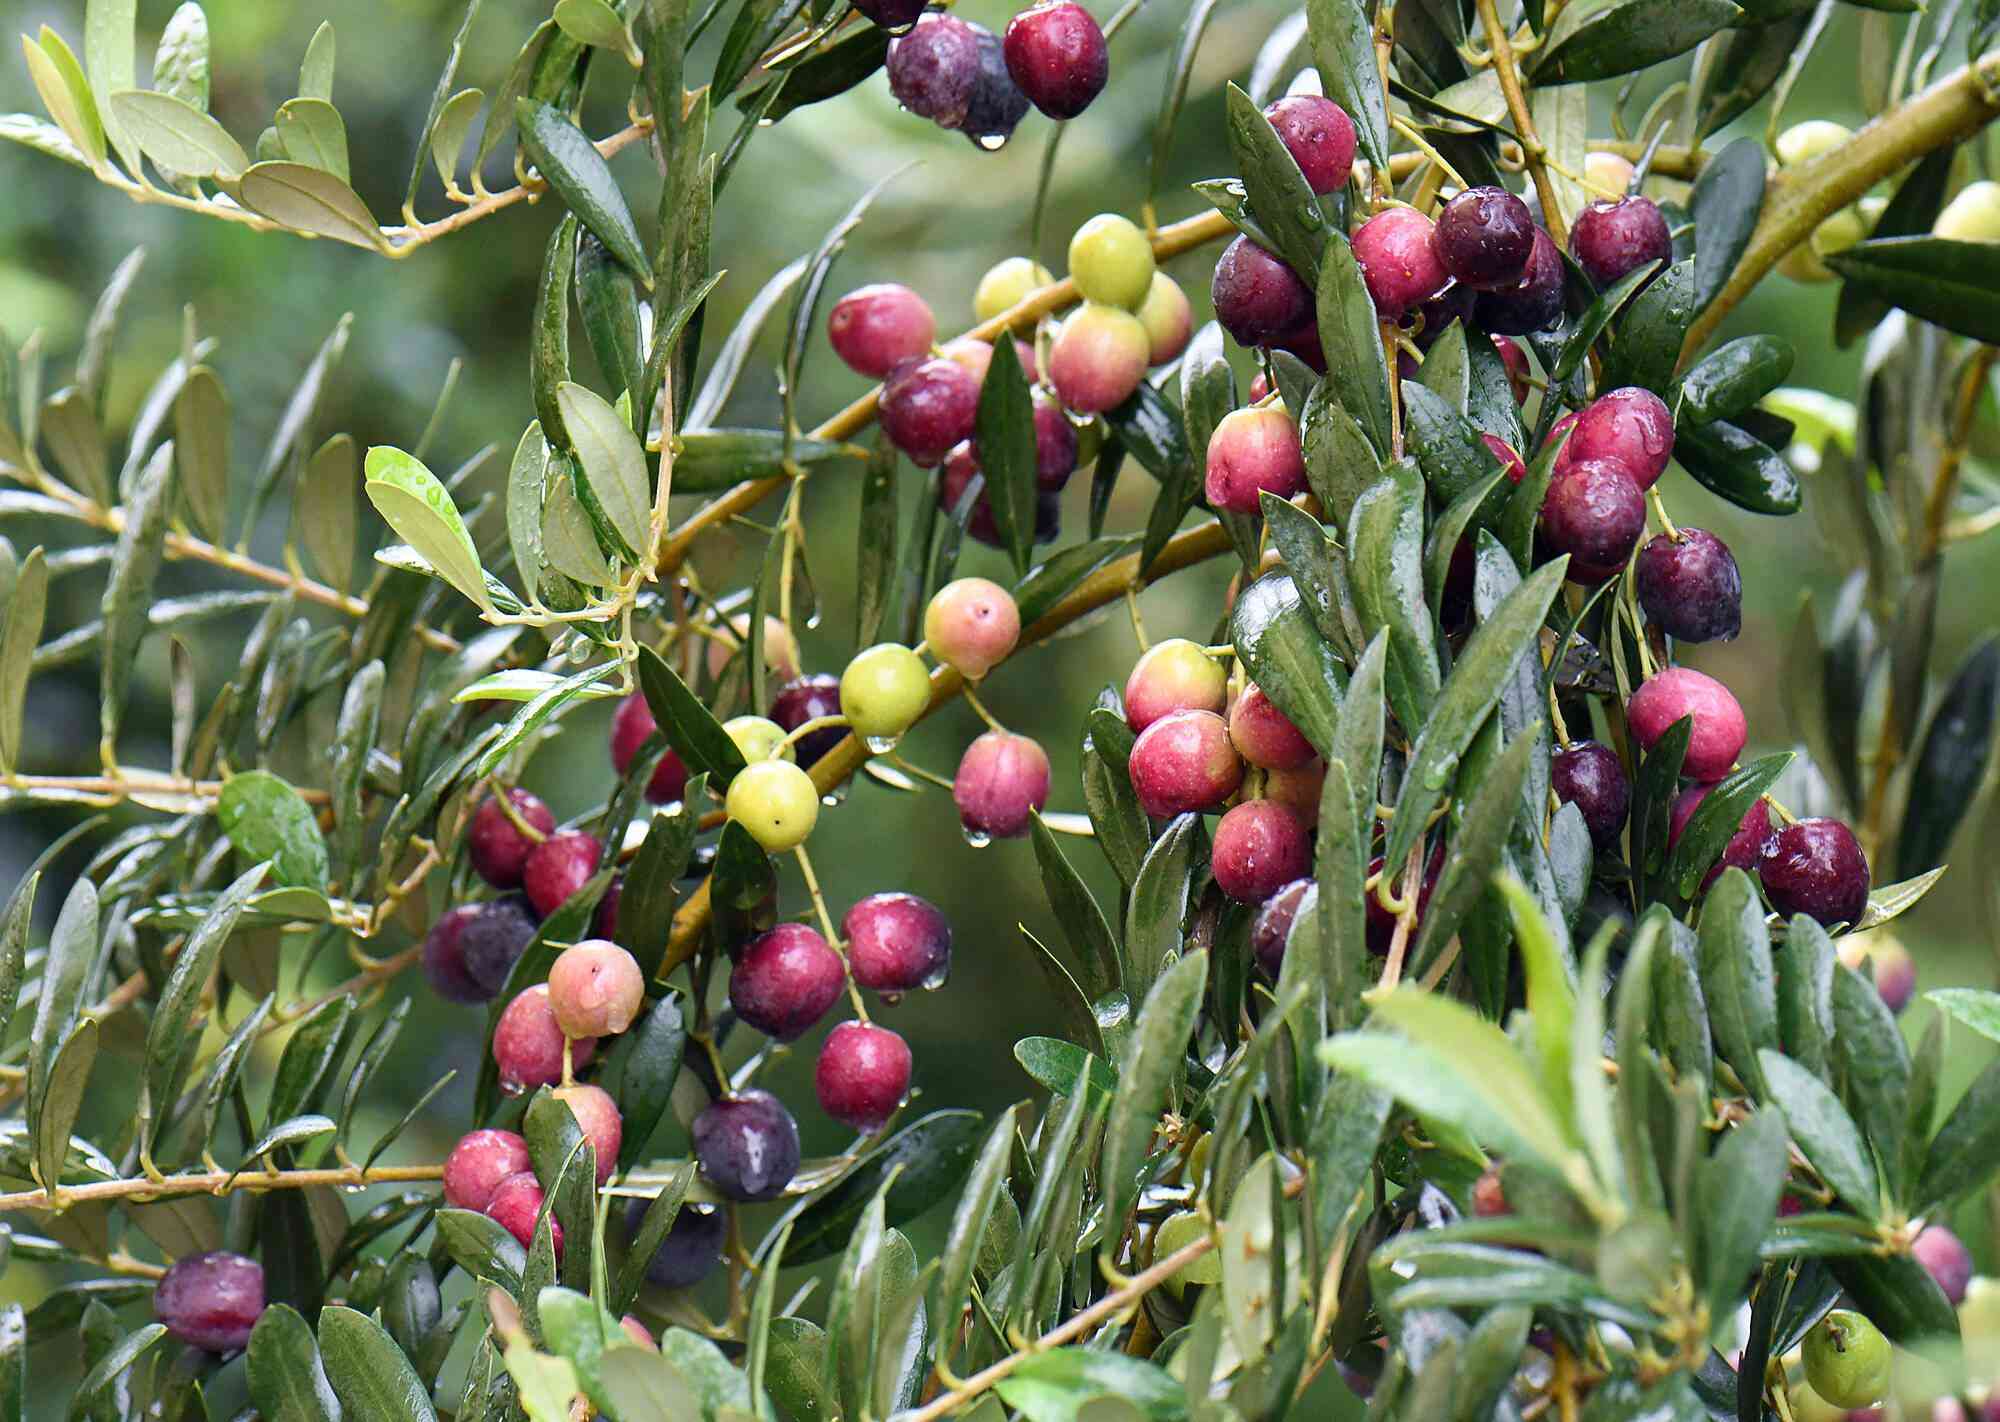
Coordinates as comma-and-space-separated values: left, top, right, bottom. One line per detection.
1474, 0, 1570, 249
793, 845, 869, 1023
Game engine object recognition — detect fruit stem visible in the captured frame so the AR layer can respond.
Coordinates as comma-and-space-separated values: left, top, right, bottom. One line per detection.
1124, 583, 1151, 652
793, 845, 870, 1023
960, 684, 1008, 736
776, 714, 850, 753
1388, 115, 1471, 192
1647, 487, 1682, 541
488, 780, 552, 844
1474, 0, 1570, 249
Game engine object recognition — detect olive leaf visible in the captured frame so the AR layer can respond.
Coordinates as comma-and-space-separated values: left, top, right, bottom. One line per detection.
364, 445, 493, 611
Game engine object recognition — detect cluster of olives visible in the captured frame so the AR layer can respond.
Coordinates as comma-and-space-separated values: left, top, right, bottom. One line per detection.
876, 0, 1109, 150
832, 212, 1191, 550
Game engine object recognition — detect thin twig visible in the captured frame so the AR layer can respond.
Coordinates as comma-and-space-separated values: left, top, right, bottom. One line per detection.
1475, 0, 1569, 248
0, 1162, 443, 1215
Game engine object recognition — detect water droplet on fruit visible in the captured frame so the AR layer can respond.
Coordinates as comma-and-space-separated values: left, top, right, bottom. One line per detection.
973, 132, 1008, 152
865, 734, 899, 754
962, 826, 992, 848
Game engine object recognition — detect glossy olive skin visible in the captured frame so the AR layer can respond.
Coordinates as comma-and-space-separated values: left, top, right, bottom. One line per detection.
1570, 195, 1673, 289
1251, 878, 1313, 978
816, 1020, 914, 1132
1433, 185, 1536, 290
1264, 96, 1357, 194
154, 1252, 266, 1353
1002, 1, 1108, 120
1475, 227, 1565, 334
1759, 818, 1871, 927
1211, 801, 1311, 903
886, 15, 982, 127
844, 892, 953, 993
693, 1090, 802, 1202
1626, 668, 1748, 781
627, 1197, 727, 1289
770, 675, 847, 770
468, 788, 555, 889
1636, 529, 1742, 643
953, 730, 1052, 838
1802, 1309, 1891, 1410
1550, 740, 1630, 852
1539, 457, 1646, 573
729, 924, 847, 1041
1211, 236, 1312, 348
422, 904, 489, 1004
826, 283, 936, 378
461, 894, 541, 999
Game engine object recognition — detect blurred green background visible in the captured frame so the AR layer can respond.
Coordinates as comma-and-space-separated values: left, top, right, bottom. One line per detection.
3, 0, 1999, 1394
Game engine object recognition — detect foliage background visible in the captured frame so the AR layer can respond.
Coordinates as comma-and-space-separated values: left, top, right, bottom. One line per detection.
3, 0, 1998, 1396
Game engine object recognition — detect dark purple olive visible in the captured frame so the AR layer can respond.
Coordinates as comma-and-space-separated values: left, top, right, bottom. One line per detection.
1636, 529, 1741, 643
692, 1090, 801, 1202
1551, 741, 1630, 852
1759, 818, 1870, 927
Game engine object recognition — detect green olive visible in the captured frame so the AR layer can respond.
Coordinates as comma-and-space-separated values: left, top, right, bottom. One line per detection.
1802, 1308, 1891, 1410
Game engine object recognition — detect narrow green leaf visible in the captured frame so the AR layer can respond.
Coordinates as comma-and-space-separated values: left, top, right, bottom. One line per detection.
141, 862, 267, 1146
1758, 1050, 1879, 1217
364, 445, 492, 610
636, 644, 748, 784
1531, 0, 1741, 82
1697, 868, 1777, 1098
412, 89, 477, 196
1315, 233, 1393, 456
1231, 568, 1342, 757
1224, 82, 1328, 281
299, 20, 336, 100
1031, 813, 1120, 998
774, 1109, 985, 1267
0, 548, 46, 773
1382, 559, 1566, 880
1101, 949, 1207, 1234
1553, 259, 1660, 382
98, 439, 173, 753
1348, 465, 1441, 736
1151, 0, 1223, 202
247, 1303, 339, 1422
25, 29, 105, 166
28, 875, 98, 1138
34, 1018, 97, 1195
1124, 815, 1199, 1001
1674, 416, 1801, 515
317, 1305, 438, 1421
1322, 998, 1579, 1179
516, 100, 648, 275
558, 381, 651, 560
84, 0, 139, 179
1897, 637, 1998, 877
977, 336, 1038, 577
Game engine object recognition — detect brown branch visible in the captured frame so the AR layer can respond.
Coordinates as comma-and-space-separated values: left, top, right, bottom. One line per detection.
0, 1162, 443, 1216
1681, 52, 2000, 360
1475, 0, 1568, 248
